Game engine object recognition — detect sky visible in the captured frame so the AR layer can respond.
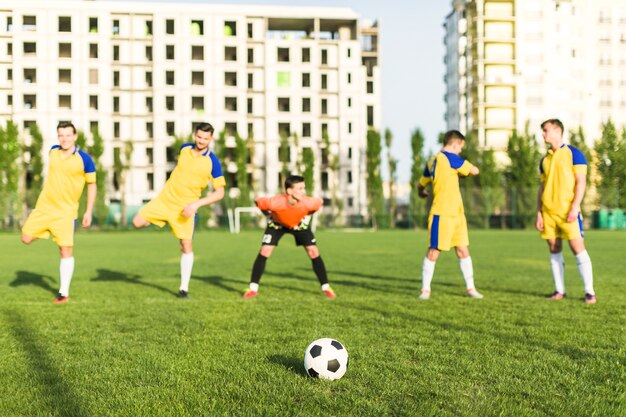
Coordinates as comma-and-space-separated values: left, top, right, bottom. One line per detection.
103, 0, 451, 183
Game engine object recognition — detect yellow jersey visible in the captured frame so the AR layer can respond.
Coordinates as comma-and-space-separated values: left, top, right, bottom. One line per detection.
34, 145, 96, 218
419, 151, 474, 216
157, 144, 226, 209
540, 144, 587, 216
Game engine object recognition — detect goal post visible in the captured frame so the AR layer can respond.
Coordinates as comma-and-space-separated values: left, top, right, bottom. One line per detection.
227, 207, 317, 234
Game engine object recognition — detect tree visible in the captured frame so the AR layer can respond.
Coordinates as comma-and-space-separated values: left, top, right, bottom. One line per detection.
409, 128, 426, 228
113, 140, 134, 227
569, 126, 592, 185
90, 128, 108, 226
0, 121, 21, 229
384, 128, 397, 228
25, 123, 44, 211
460, 132, 481, 227
594, 120, 626, 207
301, 147, 315, 194
234, 131, 251, 208
321, 129, 341, 225
278, 130, 290, 186
366, 128, 385, 228
506, 124, 541, 228
476, 148, 504, 229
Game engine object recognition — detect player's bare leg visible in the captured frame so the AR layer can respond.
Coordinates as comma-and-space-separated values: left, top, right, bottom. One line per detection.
178, 239, 193, 298
568, 237, 595, 303
21, 233, 37, 245
546, 238, 566, 299
132, 213, 151, 229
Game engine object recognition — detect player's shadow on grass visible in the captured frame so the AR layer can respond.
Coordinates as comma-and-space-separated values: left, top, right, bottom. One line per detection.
192, 275, 241, 294
268, 354, 308, 377
9, 271, 57, 295
3, 309, 87, 416
326, 269, 416, 284
91, 269, 178, 297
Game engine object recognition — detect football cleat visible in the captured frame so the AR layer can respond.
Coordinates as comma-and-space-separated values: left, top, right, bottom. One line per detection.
418, 290, 431, 300
178, 290, 189, 299
584, 293, 597, 304
53, 293, 69, 304
242, 289, 258, 299
547, 291, 566, 300
467, 289, 484, 299
322, 288, 336, 299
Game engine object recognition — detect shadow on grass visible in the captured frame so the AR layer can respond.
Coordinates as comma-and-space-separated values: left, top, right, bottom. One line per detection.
268, 354, 308, 377
91, 268, 178, 297
9, 271, 57, 295
192, 275, 241, 294
3, 309, 87, 417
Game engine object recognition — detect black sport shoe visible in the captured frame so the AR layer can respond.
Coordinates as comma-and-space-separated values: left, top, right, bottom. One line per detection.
178, 290, 189, 299
53, 293, 69, 304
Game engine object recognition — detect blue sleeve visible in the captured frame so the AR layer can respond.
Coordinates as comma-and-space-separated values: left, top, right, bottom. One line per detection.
422, 164, 431, 177
443, 152, 465, 169
50, 145, 61, 153
209, 152, 224, 178
78, 150, 96, 173
568, 145, 587, 165
539, 156, 545, 174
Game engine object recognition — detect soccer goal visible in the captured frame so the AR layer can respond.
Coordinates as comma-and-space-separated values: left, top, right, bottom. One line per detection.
227, 207, 317, 234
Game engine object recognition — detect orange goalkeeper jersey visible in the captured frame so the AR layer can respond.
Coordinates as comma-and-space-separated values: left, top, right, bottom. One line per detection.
256, 194, 323, 229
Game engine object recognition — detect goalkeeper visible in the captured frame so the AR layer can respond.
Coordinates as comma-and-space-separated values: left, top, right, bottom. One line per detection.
242, 175, 336, 299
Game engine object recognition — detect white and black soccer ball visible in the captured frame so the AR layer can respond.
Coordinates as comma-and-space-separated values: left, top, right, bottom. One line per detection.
303, 338, 349, 380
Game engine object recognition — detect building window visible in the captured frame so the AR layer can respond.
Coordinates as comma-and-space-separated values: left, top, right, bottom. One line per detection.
145, 45, 153, 61
225, 46, 237, 61
247, 98, 253, 114
225, 97, 237, 111
321, 74, 328, 90
277, 71, 291, 87
165, 96, 175, 111
191, 96, 204, 111
347, 171, 353, 184
278, 97, 290, 112
348, 122, 352, 133
321, 99, 328, 115
7, 42, 12, 56
191, 45, 204, 60
367, 81, 374, 94
166, 19, 174, 34
59, 43, 71, 58
113, 96, 120, 113
145, 20, 153, 36
347, 48, 351, 58
112, 19, 120, 35
247, 22, 253, 38
113, 122, 120, 138
247, 73, 253, 89
367, 105, 374, 126
302, 73, 310, 88
23, 42, 36, 55
89, 17, 98, 33
302, 47, 310, 63
7, 68, 12, 81
113, 45, 119, 61
112, 70, 120, 87
348, 147, 352, 159
321, 49, 328, 65
191, 20, 203, 35
277, 47, 290, 62
192, 71, 204, 86
225, 72, 237, 86
166, 70, 175, 85
58, 16, 71, 32
24, 94, 36, 109
247, 48, 254, 64
278, 123, 290, 137
23, 16, 36, 31
90, 121, 99, 132
147, 173, 154, 191
347, 97, 352, 107
24, 68, 36, 83
146, 122, 153, 137
89, 69, 98, 84
224, 21, 236, 36
347, 73, 352, 84
8, 95, 13, 106
145, 71, 152, 87
59, 95, 72, 109
166, 44, 175, 60
166, 121, 175, 136
224, 122, 237, 136
89, 43, 98, 58
6, 16, 12, 32
145, 96, 153, 112
58, 69, 71, 84
302, 97, 311, 112
302, 123, 311, 137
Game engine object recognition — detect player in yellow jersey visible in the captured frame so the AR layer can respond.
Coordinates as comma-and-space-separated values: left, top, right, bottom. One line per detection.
132, 122, 225, 298
21, 121, 97, 304
536, 119, 596, 304
416, 130, 483, 300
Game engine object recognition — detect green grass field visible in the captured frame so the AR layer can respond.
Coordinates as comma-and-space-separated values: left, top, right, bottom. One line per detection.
0, 229, 624, 416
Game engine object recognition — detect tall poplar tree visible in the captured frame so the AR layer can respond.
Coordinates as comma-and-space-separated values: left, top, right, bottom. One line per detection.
366, 128, 385, 228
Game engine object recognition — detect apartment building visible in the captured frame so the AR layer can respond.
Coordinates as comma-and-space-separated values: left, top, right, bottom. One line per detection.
445, 0, 626, 150
0, 0, 380, 221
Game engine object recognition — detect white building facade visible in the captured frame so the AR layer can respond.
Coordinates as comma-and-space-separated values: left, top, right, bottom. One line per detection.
445, 0, 626, 149
0, 0, 380, 221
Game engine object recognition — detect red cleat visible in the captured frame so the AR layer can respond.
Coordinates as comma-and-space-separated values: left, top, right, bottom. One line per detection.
584, 293, 597, 304
322, 288, 336, 299
53, 293, 69, 304
242, 289, 258, 299
547, 291, 566, 300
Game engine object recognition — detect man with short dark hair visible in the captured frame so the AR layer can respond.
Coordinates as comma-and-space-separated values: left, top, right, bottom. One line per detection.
242, 175, 336, 299
416, 130, 483, 300
21, 121, 96, 304
133, 122, 225, 298
536, 119, 596, 304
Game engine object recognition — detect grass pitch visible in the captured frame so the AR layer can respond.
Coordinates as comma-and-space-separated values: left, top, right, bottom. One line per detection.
0, 229, 624, 416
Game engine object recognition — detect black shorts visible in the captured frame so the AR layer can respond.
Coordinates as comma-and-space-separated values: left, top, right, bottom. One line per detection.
261, 225, 317, 247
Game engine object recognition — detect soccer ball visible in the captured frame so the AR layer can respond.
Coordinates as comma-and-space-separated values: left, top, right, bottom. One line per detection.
303, 338, 349, 380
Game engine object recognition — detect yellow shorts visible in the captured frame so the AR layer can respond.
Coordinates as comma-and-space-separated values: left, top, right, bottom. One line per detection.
138, 197, 195, 240
540, 210, 583, 240
428, 213, 469, 251
22, 208, 76, 247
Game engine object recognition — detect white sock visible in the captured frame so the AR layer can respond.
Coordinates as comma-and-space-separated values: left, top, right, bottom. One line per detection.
575, 250, 594, 295
421, 257, 436, 292
459, 256, 475, 290
321, 283, 330, 291
249, 282, 259, 292
180, 252, 194, 292
59, 257, 75, 297
550, 252, 565, 294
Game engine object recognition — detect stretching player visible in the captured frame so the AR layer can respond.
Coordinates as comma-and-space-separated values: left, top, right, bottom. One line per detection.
417, 130, 483, 300
536, 119, 596, 304
21, 121, 96, 304
132, 122, 225, 298
243, 175, 336, 299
